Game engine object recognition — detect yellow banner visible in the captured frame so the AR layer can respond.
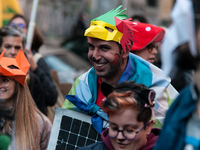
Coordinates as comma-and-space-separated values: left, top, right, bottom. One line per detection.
0, 0, 23, 27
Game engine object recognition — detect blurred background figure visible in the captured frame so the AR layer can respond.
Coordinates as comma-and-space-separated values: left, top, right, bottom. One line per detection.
8, 14, 58, 114
0, 25, 47, 115
131, 14, 149, 23
131, 22, 165, 64
61, 12, 89, 61
153, 26, 168, 68
8, 14, 44, 54
79, 81, 158, 150
154, 0, 200, 149
0, 50, 52, 150
169, 51, 193, 92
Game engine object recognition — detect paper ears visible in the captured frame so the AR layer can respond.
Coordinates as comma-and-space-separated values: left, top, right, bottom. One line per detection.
101, 81, 156, 107
101, 81, 114, 97
131, 22, 165, 51
84, 20, 123, 43
0, 50, 30, 86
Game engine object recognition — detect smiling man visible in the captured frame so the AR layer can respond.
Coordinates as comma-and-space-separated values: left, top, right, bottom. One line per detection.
63, 5, 178, 133
87, 37, 129, 85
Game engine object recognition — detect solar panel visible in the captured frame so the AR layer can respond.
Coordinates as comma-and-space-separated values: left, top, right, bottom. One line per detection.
47, 107, 105, 150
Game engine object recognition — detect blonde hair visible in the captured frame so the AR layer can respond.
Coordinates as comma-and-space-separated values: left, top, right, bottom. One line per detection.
12, 82, 46, 150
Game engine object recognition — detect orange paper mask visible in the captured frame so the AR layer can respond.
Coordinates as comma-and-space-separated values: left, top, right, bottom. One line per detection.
0, 50, 30, 86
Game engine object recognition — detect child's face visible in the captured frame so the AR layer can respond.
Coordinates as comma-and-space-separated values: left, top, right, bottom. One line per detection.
108, 107, 153, 150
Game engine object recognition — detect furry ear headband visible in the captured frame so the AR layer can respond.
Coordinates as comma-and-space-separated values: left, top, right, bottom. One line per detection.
101, 81, 155, 107
101, 81, 156, 120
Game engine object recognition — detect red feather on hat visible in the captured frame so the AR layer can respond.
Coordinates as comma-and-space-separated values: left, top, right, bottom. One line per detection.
115, 17, 137, 52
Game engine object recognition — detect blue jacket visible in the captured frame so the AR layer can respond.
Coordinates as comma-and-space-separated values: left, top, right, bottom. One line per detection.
154, 84, 198, 150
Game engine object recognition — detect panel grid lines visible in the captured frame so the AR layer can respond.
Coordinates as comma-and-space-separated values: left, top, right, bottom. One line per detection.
55, 115, 102, 150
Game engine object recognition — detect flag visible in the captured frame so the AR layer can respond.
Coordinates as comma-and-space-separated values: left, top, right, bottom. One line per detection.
161, 0, 197, 77
0, 0, 23, 27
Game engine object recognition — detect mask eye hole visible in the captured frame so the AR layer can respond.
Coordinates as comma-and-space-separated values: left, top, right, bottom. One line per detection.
8, 65, 19, 69
105, 26, 114, 32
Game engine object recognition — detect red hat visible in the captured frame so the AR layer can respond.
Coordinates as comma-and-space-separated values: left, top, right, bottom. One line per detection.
131, 22, 165, 51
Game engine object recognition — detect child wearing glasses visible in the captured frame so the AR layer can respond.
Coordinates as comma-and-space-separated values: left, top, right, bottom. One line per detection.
79, 81, 159, 150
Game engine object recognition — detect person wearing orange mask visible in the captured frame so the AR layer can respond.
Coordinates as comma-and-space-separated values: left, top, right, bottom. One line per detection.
0, 50, 52, 150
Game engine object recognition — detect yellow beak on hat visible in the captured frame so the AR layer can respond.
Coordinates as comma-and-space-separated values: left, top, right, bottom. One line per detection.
84, 20, 123, 42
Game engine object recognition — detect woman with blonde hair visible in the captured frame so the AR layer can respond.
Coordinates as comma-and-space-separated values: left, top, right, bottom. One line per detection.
0, 50, 52, 150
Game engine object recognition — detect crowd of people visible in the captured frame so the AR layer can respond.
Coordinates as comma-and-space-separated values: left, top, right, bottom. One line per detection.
0, 0, 200, 149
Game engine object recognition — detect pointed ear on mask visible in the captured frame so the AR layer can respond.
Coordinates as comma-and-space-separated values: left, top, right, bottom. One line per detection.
140, 89, 156, 107
0, 50, 5, 59
101, 81, 114, 97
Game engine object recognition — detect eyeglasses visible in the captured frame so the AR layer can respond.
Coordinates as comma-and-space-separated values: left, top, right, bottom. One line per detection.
108, 122, 149, 140
0, 77, 13, 88
10, 23, 26, 28
147, 43, 158, 53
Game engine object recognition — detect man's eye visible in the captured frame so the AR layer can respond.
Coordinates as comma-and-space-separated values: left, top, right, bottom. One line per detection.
101, 46, 110, 51
103, 46, 109, 49
88, 44, 95, 50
